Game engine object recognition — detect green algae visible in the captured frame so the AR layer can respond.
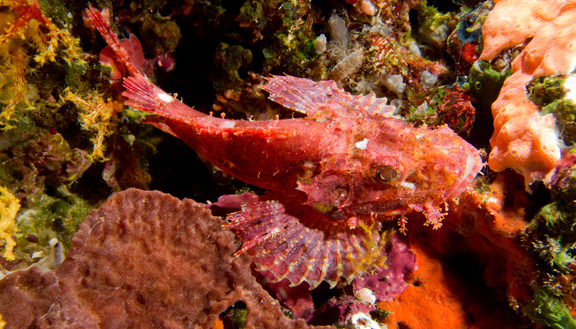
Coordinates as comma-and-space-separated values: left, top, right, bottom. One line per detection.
405, 85, 475, 135
465, 60, 509, 111
140, 13, 181, 56
414, 1, 457, 49
529, 76, 576, 145
15, 186, 93, 253
214, 42, 253, 92
523, 286, 576, 329
522, 157, 576, 328
252, 0, 325, 79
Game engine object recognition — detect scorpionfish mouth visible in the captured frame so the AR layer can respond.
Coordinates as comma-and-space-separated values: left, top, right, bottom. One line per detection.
445, 147, 484, 199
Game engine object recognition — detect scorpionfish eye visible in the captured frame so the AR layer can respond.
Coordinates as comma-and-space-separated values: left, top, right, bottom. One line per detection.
372, 165, 398, 183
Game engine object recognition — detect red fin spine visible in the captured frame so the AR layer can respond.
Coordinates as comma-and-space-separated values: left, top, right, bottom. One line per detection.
85, 4, 139, 77
349, 92, 395, 116
262, 75, 343, 115
122, 75, 166, 112
225, 201, 287, 256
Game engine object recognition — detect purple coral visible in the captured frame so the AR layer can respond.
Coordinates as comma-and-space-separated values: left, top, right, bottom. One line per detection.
352, 233, 417, 302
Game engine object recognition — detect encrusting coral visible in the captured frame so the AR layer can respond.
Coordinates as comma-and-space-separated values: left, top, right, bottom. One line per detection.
479, 0, 576, 184
0, 189, 333, 329
0, 187, 20, 261
0, 0, 87, 128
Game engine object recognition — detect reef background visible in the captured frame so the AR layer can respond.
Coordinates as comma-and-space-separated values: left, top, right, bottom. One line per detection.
2, 0, 576, 328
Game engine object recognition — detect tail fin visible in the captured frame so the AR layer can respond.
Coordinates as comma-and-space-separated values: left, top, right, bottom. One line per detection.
122, 74, 163, 112
123, 74, 202, 120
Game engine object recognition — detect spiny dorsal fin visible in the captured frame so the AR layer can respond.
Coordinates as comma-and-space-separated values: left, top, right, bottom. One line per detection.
261, 75, 395, 117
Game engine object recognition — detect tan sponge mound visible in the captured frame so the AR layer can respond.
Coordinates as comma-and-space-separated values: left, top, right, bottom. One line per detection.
0, 189, 331, 329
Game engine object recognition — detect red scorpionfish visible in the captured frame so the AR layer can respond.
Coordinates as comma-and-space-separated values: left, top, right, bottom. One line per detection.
86, 6, 483, 289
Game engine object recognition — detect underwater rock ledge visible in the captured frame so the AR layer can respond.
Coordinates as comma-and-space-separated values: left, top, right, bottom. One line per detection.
0, 188, 331, 329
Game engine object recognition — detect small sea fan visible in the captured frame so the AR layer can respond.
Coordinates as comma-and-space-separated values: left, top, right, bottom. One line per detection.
225, 197, 389, 289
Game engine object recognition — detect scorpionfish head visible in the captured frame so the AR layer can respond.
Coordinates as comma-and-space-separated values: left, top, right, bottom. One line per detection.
298, 119, 483, 222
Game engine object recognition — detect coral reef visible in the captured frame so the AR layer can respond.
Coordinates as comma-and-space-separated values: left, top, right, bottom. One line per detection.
323, 5, 449, 111
0, 129, 95, 259
0, 0, 173, 266
352, 234, 417, 302
479, 0, 576, 184
0, 189, 332, 329
60, 89, 123, 161
405, 85, 476, 136
446, 1, 490, 75
3, 0, 576, 328
529, 75, 576, 146
0, 0, 86, 128
520, 156, 576, 327
466, 59, 510, 112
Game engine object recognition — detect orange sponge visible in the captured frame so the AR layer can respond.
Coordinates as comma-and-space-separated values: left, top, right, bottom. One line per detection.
480, 0, 576, 184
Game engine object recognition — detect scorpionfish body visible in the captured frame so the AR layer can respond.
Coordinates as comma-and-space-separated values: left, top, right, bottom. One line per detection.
87, 5, 482, 289
121, 74, 482, 288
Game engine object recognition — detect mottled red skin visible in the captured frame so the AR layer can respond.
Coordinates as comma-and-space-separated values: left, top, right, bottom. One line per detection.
123, 74, 482, 230
86, 4, 482, 230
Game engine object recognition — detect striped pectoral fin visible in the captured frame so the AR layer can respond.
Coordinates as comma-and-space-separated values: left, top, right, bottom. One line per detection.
225, 200, 289, 256
225, 199, 389, 289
